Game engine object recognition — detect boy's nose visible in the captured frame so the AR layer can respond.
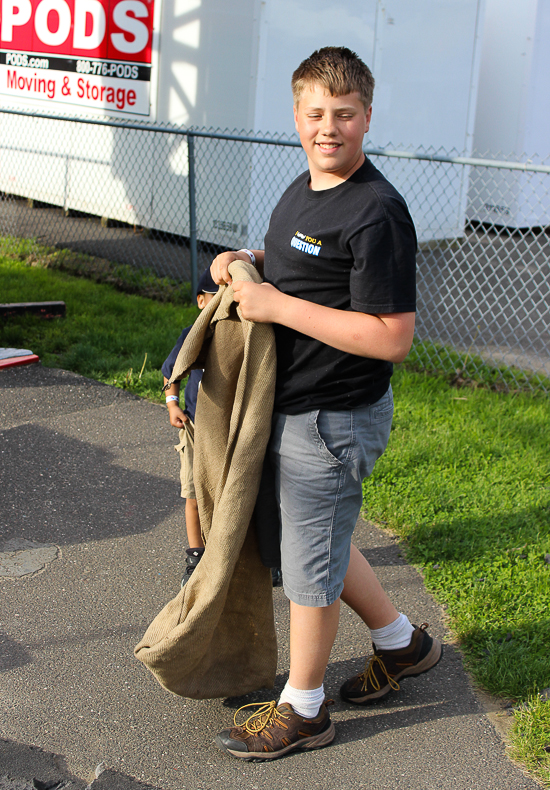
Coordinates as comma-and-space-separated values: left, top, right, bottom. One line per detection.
321, 119, 337, 135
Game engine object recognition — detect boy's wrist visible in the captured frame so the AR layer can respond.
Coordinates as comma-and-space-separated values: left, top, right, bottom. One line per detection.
237, 249, 256, 266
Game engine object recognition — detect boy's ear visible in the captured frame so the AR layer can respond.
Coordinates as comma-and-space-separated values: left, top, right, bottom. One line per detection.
293, 104, 299, 132
365, 105, 373, 133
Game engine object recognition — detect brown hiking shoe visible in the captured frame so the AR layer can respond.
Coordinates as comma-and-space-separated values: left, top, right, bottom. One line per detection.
340, 623, 443, 705
215, 699, 335, 761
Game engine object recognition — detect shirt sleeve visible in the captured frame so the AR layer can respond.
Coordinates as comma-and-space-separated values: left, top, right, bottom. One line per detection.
349, 215, 417, 315
161, 325, 192, 379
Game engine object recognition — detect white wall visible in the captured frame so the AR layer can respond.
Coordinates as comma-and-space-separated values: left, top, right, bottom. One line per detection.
468, 0, 550, 227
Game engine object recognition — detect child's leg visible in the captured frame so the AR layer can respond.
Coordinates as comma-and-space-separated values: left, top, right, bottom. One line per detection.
287, 547, 400, 690
216, 392, 440, 761
185, 498, 204, 549
177, 421, 205, 583
183, 499, 204, 583
341, 543, 398, 628
177, 419, 203, 550
288, 600, 340, 689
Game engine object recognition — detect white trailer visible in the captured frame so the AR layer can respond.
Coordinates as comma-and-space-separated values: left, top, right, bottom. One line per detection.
1, 0, 485, 247
468, 0, 550, 228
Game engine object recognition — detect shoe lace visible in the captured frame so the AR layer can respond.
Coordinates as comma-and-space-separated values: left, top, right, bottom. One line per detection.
360, 654, 401, 693
233, 701, 291, 735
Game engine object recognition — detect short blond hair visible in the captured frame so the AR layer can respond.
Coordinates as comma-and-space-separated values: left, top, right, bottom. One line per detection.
292, 47, 375, 111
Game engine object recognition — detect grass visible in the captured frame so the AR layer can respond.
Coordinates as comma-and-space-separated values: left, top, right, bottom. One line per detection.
2, 240, 550, 784
510, 693, 550, 786
363, 369, 550, 784
0, 247, 198, 401
0, 234, 195, 305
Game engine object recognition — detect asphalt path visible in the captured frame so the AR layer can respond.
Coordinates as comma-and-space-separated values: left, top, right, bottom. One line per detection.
0, 365, 540, 790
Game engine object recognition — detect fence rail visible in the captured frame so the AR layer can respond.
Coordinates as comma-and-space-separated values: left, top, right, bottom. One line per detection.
5, 108, 550, 171
1, 108, 549, 393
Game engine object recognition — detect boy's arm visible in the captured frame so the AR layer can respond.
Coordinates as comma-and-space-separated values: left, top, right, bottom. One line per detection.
164, 378, 188, 428
211, 249, 265, 283
231, 281, 415, 363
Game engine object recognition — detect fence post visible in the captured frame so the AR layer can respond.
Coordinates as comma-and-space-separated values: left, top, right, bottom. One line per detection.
187, 133, 198, 297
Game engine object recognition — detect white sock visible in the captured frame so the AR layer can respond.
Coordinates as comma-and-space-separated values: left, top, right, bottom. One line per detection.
278, 681, 325, 719
370, 613, 415, 651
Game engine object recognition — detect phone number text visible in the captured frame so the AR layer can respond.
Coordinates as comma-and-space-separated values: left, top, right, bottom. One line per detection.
76, 60, 139, 79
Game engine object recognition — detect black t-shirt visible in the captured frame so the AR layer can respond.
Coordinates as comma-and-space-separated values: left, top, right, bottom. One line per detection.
264, 157, 417, 415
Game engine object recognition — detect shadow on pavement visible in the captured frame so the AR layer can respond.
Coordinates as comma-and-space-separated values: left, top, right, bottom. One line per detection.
0, 423, 179, 547
0, 626, 154, 676
0, 633, 32, 672
0, 737, 162, 789
333, 698, 469, 747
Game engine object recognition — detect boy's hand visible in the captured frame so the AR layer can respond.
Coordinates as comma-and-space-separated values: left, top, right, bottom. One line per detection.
232, 280, 282, 323
167, 403, 188, 429
211, 251, 248, 285
211, 249, 265, 284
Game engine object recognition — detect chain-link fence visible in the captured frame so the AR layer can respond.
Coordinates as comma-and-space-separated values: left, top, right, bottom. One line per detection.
1, 108, 549, 393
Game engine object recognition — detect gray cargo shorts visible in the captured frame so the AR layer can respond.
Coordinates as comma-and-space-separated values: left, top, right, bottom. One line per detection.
268, 386, 394, 607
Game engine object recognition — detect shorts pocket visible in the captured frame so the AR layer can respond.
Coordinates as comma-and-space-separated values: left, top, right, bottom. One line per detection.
308, 409, 351, 468
371, 387, 394, 423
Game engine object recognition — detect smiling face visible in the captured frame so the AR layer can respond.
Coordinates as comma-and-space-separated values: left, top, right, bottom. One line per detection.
293, 82, 372, 191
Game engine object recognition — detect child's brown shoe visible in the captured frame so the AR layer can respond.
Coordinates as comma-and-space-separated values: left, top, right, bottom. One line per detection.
215, 699, 335, 761
340, 623, 443, 704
